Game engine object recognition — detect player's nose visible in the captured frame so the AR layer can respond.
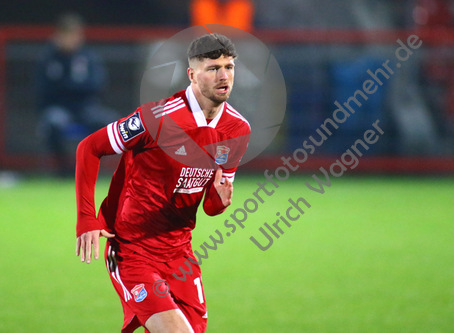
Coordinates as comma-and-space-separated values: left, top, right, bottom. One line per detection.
218, 68, 229, 80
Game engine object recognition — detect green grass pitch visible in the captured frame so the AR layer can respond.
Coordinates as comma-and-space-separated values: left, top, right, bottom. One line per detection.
0, 174, 453, 332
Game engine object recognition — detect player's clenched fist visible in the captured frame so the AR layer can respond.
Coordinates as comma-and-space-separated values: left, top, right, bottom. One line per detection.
76, 229, 115, 264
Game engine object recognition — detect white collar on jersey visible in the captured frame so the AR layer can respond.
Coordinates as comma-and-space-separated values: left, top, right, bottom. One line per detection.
185, 85, 224, 128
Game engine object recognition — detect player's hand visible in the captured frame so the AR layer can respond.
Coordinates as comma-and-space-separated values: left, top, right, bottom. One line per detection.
213, 169, 233, 207
76, 229, 115, 264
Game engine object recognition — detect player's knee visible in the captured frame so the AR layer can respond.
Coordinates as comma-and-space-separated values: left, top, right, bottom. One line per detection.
146, 322, 193, 333
145, 309, 194, 333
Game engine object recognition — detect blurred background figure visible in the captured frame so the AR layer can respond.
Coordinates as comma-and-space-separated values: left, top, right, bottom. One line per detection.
36, 13, 117, 177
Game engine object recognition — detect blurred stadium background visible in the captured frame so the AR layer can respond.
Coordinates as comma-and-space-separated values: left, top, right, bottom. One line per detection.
0, 1, 453, 332
1, 0, 454, 174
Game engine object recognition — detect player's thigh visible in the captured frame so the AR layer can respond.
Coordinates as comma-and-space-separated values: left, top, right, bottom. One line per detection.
145, 309, 194, 333
105, 245, 179, 327
165, 255, 207, 333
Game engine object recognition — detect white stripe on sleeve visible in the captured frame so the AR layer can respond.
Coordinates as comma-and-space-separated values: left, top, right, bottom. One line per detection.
222, 172, 235, 183
113, 122, 126, 151
107, 122, 123, 154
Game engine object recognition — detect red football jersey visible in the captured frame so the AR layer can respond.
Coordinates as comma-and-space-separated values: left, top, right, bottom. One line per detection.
87, 86, 250, 261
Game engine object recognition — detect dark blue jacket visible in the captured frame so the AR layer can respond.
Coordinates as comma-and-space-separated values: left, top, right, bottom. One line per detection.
36, 43, 105, 118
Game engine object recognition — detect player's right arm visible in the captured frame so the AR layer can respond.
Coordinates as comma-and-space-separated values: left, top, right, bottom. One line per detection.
75, 127, 116, 263
75, 108, 154, 263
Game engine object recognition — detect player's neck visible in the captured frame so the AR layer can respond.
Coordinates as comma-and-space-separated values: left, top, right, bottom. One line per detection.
193, 90, 223, 119
202, 104, 223, 119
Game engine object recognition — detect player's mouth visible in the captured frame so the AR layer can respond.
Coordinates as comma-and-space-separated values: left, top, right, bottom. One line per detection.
215, 85, 229, 94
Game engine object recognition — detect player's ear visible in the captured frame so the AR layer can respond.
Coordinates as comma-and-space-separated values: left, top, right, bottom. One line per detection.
188, 67, 196, 84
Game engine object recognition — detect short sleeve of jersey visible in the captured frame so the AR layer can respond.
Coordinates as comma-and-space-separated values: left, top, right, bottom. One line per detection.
106, 107, 154, 153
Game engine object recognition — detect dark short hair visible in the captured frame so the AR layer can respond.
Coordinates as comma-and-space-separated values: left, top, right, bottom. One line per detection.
56, 13, 84, 33
187, 33, 237, 62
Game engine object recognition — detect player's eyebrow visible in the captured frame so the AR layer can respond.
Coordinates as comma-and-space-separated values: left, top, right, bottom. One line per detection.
207, 63, 235, 69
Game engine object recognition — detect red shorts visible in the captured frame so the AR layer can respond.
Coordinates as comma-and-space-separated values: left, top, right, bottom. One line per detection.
104, 240, 207, 333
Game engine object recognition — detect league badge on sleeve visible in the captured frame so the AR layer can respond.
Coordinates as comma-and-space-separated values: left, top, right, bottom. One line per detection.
131, 284, 147, 302
118, 112, 145, 142
215, 145, 230, 165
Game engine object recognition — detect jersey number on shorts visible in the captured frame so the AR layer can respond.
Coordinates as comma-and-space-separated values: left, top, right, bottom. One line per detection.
194, 277, 204, 304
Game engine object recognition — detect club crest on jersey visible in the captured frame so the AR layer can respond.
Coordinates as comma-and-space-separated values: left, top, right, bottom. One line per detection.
215, 145, 230, 165
118, 112, 145, 142
131, 284, 147, 302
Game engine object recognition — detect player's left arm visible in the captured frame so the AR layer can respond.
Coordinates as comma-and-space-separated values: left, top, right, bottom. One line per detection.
203, 169, 233, 216
203, 124, 250, 216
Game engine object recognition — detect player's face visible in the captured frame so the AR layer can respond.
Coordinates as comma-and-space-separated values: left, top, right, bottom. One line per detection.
193, 55, 235, 104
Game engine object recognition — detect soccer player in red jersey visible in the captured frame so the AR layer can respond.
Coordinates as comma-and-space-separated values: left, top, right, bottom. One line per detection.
75, 33, 250, 333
